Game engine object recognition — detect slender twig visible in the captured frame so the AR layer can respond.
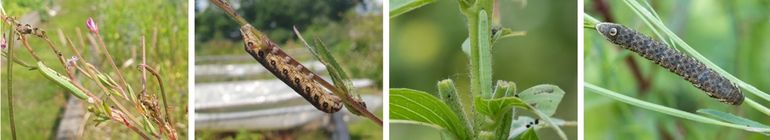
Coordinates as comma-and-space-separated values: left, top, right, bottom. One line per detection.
141, 36, 148, 110
67, 32, 153, 139
6, 21, 18, 140
18, 35, 42, 61
41, 37, 72, 75
141, 64, 175, 139
110, 110, 152, 140
1, 51, 37, 69
139, 36, 176, 140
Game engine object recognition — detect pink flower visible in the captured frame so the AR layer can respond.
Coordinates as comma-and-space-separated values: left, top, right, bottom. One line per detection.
1, 35, 6, 49
66, 56, 79, 67
86, 17, 99, 33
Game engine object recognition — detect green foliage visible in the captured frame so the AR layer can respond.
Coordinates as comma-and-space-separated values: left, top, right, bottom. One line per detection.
697, 109, 770, 129
195, 0, 356, 43
585, 83, 770, 134
2, 0, 189, 139
390, 88, 472, 139
517, 85, 565, 116
516, 128, 539, 140
585, 0, 770, 138
3, 0, 46, 16
390, 0, 571, 139
389, 0, 435, 18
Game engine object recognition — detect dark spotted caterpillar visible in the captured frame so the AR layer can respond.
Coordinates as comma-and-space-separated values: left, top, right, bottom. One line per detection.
240, 24, 343, 113
596, 23, 743, 105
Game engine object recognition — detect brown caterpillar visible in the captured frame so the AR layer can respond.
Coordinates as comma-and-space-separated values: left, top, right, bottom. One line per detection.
596, 22, 743, 105
240, 24, 343, 113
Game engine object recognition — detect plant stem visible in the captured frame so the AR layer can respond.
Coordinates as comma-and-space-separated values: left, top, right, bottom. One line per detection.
6, 23, 17, 140
586, 82, 770, 133
93, 32, 131, 100
41, 37, 74, 78
745, 98, 770, 117
18, 35, 42, 61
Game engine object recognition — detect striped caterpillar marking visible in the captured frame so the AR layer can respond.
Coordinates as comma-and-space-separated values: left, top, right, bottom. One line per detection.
240, 25, 343, 113
595, 23, 743, 105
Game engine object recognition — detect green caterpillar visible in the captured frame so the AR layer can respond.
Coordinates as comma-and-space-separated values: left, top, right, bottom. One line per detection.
595, 23, 743, 105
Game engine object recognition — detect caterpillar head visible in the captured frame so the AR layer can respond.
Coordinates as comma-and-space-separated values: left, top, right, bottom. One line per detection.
595, 23, 624, 42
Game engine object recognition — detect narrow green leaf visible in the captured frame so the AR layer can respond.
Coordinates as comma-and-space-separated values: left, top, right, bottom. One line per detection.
585, 83, 770, 134
697, 109, 770, 129
390, 88, 471, 139
142, 117, 157, 133
311, 39, 355, 97
294, 27, 362, 115
474, 96, 528, 116
37, 62, 89, 101
517, 84, 565, 116
101, 100, 112, 118
492, 27, 525, 45
515, 128, 539, 140
390, 0, 436, 19
477, 10, 493, 99
391, 120, 458, 140
97, 74, 118, 88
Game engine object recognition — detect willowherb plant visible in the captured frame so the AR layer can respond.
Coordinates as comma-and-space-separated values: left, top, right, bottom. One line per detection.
207, 0, 382, 125
1, 14, 178, 139
389, 0, 573, 139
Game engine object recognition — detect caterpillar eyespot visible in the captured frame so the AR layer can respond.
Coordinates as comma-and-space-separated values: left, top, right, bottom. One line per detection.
240, 25, 343, 113
608, 27, 617, 36
595, 22, 744, 105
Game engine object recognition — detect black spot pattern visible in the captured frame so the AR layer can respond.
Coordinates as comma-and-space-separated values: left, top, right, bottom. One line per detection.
596, 23, 743, 105
243, 38, 342, 113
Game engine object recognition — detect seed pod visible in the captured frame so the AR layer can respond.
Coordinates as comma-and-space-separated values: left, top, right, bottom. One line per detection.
595, 23, 743, 105
240, 25, 343, 113
37, 62, 91, 101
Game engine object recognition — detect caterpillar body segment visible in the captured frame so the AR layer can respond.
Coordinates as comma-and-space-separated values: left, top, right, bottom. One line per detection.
595, 23, 743, 105
240, 24, 343, 113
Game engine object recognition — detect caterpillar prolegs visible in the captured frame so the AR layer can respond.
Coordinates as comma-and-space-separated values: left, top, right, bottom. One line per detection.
240, 25, 343, 113
595, 23, 743, 105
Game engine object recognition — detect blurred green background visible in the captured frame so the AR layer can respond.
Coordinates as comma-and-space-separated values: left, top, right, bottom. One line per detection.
1, 0, 188, 139
194, 0, 383, 139
585, 0, 770, 139
389, 0, 577, 139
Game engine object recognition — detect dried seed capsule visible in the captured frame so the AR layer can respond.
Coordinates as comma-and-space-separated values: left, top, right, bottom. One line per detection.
595, 23, 743, 105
